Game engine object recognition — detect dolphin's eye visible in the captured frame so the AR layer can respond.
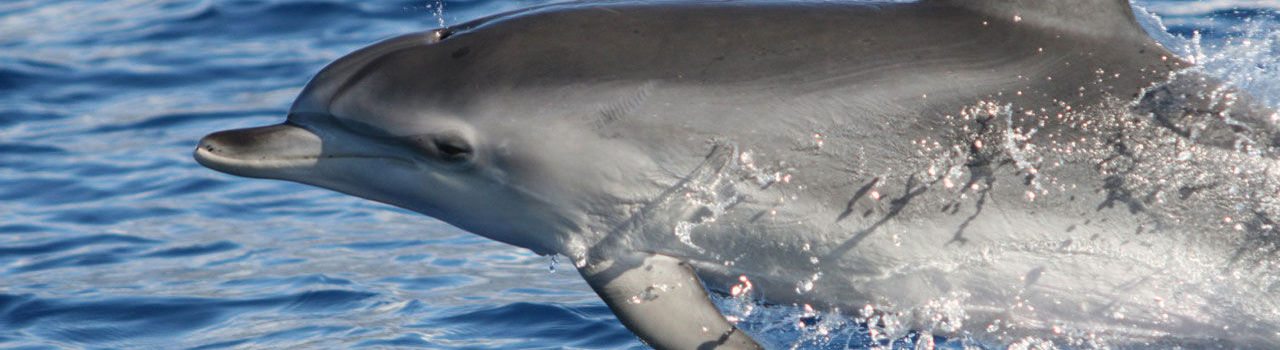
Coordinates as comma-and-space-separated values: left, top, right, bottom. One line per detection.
406, 133, 473, 163
434, 135, 472, 161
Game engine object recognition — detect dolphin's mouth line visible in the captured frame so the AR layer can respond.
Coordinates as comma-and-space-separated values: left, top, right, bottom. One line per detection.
315, 153, 417, 166
194, 146, 417, 170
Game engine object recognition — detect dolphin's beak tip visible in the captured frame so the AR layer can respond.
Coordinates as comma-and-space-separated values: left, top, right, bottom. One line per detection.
191, 123, 320, 176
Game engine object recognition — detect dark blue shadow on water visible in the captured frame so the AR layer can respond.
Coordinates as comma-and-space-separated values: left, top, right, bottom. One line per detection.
0, 290, 376, 345
0, 234, 159, 259
142, 241, 240, 258
355, 334, 440, 348
426, 302, 637, 349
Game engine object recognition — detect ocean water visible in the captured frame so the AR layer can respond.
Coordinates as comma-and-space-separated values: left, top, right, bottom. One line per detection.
1, 0, 1277, 349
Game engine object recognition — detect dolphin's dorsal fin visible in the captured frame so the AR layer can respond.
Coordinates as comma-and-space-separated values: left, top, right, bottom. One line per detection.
928, 0, 1150, 41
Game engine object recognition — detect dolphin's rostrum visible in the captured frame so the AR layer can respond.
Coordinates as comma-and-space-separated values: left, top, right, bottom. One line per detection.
196, 0, 1280, 348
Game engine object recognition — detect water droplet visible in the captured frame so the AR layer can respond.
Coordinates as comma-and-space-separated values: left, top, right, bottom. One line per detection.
429, 0, 446, 28
673, 222, 705, 253
796, 279, 814, 293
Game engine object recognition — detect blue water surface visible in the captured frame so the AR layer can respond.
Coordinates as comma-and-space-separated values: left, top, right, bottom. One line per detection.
1, 0, 1277, 349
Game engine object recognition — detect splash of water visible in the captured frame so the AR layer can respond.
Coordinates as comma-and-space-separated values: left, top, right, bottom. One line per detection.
428, 0, 447, 27
1137, 2, 1280, 108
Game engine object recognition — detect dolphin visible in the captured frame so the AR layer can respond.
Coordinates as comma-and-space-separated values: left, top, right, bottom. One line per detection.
195, 0, 1280, 348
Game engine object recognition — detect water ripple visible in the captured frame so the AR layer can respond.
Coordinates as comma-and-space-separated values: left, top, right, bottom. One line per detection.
430, 302, 638, 349
0, 290, 377, 345
0, 234, 160, 259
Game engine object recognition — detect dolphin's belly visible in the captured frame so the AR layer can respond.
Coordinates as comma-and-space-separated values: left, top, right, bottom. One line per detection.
681, 180, 1278, 344
651, 90, 1280, 343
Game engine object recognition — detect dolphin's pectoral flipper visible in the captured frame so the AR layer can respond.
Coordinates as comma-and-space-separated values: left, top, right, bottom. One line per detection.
578, 253, 762, 350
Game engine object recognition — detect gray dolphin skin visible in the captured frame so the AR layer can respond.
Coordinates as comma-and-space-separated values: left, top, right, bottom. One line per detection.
195, 0, 1280, 348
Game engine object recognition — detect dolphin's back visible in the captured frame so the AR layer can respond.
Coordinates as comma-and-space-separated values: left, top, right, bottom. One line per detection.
328, 0, 1183, 127
930, 0, 1152, 41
